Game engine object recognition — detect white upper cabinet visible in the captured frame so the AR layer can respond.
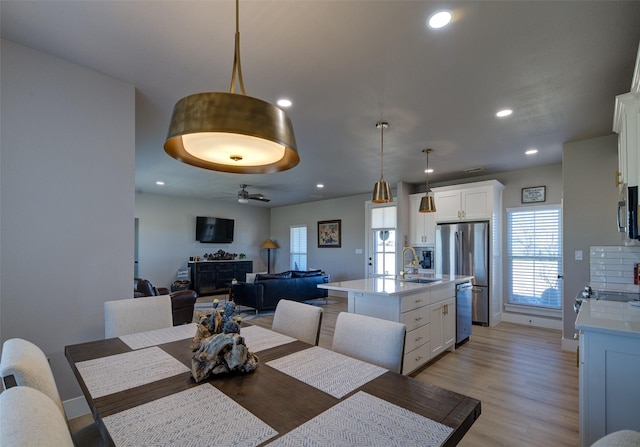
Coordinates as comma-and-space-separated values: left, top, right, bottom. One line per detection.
432, 180, 504, 223
614, 43, 640, 189
409, 193, 436, 245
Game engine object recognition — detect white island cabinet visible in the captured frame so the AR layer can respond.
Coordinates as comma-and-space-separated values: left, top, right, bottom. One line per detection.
319, 276, 468, 375
575, 299, 640, 446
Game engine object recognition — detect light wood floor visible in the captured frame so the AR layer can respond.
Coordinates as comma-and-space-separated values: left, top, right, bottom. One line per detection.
249, 296, 579, 447
72, 296, 579, 446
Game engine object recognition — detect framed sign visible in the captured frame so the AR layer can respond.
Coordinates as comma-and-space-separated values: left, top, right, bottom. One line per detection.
521, 186, 546, 203
318, 219, 341, 248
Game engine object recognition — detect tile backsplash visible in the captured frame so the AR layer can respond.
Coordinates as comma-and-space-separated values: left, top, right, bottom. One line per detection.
590, 245, 640, 292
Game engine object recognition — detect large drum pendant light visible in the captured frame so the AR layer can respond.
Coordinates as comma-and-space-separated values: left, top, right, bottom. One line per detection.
419, 148, 436, 213
164, 0, 299, 174
372, 121, 393, 203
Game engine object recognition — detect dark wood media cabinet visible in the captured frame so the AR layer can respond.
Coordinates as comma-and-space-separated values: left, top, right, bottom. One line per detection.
188, 260, 253, 296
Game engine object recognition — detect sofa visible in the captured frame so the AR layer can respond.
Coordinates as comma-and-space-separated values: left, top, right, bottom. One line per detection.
232, 270, 329, 313
134, 278, 198, 326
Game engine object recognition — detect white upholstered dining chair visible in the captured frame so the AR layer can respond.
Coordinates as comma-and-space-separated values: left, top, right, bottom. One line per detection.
590, 430, 640, 447
1, 337, 66, 414
0, 386, 75, 447
0, 337, 104, 446
331, 312, 407, 373
104, 295, 173, 338
272, 299, 324, 345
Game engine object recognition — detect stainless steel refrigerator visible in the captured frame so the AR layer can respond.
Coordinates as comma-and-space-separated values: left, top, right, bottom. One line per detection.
436, 221, 490, 326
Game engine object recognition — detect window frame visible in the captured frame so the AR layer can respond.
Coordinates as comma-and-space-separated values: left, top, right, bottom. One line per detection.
289, 225, 308, 271
506, 204, 562, 311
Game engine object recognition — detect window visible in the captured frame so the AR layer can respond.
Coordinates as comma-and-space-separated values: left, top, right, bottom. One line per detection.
370, 205, 396, 277
507, 206, 562, 309
290, 225, 307, 271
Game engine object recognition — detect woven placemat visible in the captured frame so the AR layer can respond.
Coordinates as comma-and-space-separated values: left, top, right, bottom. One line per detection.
119, 323, 198, 350
266, 347, 386, 398
103, 383, 278, 447
240, 325, 296, 352
266, 391, 453, 447
75, 346, 189, 398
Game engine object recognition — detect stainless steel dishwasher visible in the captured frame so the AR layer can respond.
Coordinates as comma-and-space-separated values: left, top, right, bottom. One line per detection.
456, 281, 472, 346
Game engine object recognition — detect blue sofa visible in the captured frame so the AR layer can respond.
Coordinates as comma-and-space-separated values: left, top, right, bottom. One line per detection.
231, 270, 329, 312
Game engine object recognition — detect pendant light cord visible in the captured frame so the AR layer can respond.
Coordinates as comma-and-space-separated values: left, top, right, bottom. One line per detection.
380, 124, 384, 179
424, 148, 432, 192
377, 121, 388, 181
229, 0, 246, 95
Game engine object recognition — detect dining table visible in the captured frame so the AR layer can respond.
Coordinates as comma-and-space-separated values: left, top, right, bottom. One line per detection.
65, 322, 481, 447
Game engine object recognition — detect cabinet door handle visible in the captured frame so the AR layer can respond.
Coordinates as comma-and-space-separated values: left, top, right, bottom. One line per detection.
415, 336, 423, 342
415, 316, 423, 321
415, 355, 423, 361
415, 299, 423, 304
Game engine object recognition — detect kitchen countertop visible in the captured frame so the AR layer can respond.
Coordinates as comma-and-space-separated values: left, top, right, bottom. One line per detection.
575, 299, 640, 338
318, 274, 473, 296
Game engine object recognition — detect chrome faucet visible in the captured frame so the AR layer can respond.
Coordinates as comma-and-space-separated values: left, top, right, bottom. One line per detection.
400, 246, 420, 278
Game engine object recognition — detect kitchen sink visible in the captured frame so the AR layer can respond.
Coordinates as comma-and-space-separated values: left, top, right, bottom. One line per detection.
401, 278, 440, 284
593, 290, 640, 302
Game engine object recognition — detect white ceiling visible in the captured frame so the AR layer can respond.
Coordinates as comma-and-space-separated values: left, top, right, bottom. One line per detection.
2, 1, 639, 207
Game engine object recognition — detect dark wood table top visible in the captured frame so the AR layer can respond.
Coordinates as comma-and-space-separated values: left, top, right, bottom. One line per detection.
66, 326, 480, 446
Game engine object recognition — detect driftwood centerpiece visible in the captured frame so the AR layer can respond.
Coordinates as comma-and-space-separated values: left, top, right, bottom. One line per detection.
190, 301, 258, 383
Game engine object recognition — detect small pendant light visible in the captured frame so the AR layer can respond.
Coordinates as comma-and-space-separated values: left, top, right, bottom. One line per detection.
372, 121, 393, 203
419, 148, 436, 213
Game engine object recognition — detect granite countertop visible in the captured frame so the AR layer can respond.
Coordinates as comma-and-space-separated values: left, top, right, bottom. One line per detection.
318, 274, 473, 296
575, 299, 640, 338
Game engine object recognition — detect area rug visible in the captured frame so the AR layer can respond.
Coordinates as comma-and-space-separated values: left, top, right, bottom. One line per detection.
193, 298, 338, 322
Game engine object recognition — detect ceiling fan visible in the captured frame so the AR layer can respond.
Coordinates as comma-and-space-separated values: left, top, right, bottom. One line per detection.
237, 184, 270, 203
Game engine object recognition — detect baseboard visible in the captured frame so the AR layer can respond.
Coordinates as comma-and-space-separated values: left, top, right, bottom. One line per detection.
501, 311, 562, 330
63, 395, 90, 420
561, 337, 579, 352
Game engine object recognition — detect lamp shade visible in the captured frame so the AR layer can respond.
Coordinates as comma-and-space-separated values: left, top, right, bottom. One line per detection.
419, 193, 437, 213
164, 92, 299, 174
372, 180, 393, 203
260, 239, 279, 249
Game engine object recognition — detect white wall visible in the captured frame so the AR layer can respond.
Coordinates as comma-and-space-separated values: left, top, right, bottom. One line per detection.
135, 193, 271, 288
270, 193, 372, 281
563, 134, 620, 341
0, 40, 135, 400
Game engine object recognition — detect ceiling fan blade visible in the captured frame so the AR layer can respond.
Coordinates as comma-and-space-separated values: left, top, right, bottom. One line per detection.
248, 194, 270, 202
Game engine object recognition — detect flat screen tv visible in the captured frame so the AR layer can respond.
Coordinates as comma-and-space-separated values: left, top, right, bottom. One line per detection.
196, 216, 234, 243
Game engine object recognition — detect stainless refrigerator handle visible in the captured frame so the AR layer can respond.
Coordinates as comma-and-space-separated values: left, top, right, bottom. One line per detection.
617, 200, 625, 232
454, 231, 460, 274
459, 230, 464, 274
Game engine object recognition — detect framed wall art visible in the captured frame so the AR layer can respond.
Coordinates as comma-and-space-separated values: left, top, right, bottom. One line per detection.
521, 186, 546, 203
318, 219, 341, 248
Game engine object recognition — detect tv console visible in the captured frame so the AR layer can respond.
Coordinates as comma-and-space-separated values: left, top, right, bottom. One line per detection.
188, 260, 253, 296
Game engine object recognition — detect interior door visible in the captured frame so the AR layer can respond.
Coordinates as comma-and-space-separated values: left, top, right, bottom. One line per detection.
366, 203, 396, 278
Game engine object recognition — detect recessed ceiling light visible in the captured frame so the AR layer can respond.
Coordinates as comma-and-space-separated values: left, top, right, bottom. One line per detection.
316, 183, 324, 188
525, 149, 538, 155
496, 109, 513, 118
277, 99, 292, 108
156, 181, 165, 186
424, 169, 434, 174
428, 10, 452, 29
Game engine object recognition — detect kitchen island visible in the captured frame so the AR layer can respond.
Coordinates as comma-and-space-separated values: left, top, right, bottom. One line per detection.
319, 275, 472, 375
575, 299, 640, 446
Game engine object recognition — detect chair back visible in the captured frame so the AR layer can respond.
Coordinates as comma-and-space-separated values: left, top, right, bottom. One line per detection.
332, 312, 406, 373
0, 386, 74, 447
591, 430, 640, 447
0, 338, 65, 416
104, 295, 172, 338
272, 299, 323, 345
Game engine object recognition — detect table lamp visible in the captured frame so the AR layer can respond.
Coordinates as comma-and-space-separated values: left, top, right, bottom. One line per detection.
260, 239, 279, 274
